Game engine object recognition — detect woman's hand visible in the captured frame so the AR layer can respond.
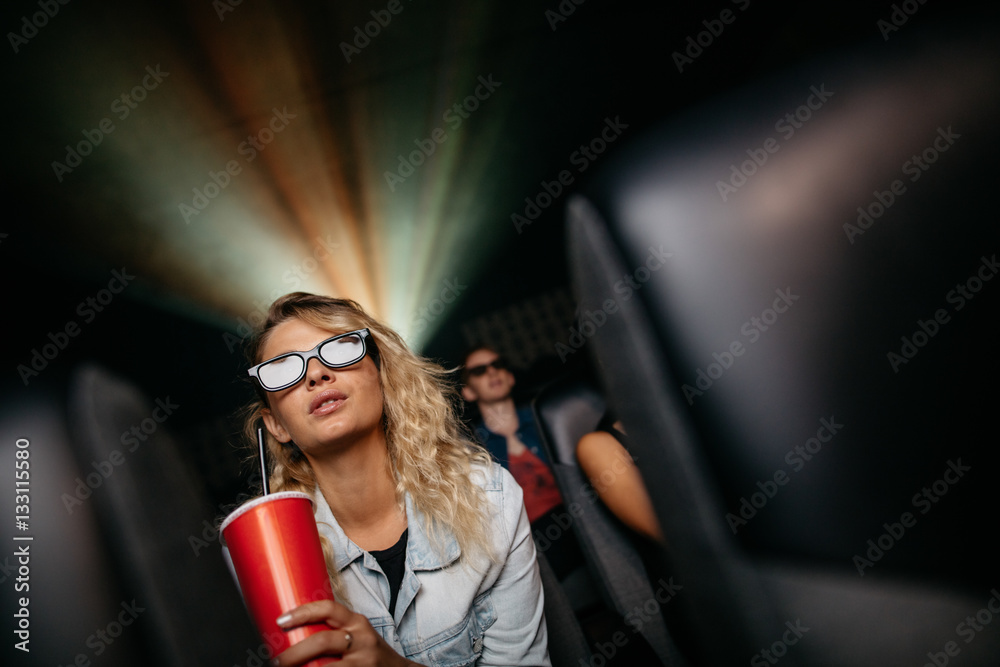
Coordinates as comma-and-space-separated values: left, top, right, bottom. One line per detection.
271, 600, 422, 667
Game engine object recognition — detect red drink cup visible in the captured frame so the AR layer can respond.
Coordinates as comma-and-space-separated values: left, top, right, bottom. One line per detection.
222, 491, 339, 666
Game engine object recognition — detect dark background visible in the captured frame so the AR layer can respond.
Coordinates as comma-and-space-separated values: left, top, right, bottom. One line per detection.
1, 0, 996, 665
4, 0, 983, 430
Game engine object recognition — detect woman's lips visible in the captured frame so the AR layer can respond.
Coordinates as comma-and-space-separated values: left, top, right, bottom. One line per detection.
310, 390, 347, 415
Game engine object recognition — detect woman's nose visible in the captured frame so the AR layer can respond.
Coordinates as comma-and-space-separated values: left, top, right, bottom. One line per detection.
304, 358, 334, 386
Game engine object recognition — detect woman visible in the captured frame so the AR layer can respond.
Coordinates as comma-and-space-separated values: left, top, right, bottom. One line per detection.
241, 292, 549, 666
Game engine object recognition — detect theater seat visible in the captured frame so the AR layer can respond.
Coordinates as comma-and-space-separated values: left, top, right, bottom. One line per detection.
537, 549, 594, 667
532, 375, 687, 666
565, 18, 1000, 667
68, 363, 260, 665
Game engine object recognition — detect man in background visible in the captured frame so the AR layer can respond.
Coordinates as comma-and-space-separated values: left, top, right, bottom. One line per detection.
462, 346, 582, 579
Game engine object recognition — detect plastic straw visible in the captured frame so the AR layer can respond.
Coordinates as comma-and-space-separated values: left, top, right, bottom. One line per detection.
257, 427, 270, 495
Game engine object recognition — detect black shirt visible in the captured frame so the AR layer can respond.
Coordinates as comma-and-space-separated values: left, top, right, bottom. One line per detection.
369, 529, 408, 617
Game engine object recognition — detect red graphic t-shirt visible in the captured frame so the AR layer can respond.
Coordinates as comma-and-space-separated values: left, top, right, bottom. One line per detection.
507, 448, 564, 523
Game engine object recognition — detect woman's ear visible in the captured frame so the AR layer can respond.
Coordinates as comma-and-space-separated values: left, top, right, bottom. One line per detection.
461, 385, 478, 402
261, 408, 292, 443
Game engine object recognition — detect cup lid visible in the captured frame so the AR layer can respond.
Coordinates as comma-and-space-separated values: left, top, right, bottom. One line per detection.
219, 491, 314, 540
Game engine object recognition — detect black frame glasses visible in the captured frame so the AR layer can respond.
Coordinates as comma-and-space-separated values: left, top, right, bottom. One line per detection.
248, 328, 379, 392
465, 358, 506, 378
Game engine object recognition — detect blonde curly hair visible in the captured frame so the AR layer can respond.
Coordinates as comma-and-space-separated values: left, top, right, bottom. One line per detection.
240, 292, 496, 602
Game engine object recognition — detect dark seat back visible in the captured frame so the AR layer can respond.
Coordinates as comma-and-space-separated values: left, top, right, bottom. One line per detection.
566, 19, 1000, 667
537, 549, 593, 667
532, 376, 683, 666
69, 363, 261, 665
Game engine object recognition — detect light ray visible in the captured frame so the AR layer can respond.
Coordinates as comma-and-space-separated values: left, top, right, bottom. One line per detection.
25, 0, 530, 349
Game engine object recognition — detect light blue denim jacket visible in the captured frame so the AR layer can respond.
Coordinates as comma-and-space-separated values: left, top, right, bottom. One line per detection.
314, 462, 551, 666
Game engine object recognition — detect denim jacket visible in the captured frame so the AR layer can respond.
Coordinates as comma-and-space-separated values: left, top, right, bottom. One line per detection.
314, 462, 551, 666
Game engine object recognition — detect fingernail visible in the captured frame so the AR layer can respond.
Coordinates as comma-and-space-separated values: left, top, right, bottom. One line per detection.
276, 613, 292, 626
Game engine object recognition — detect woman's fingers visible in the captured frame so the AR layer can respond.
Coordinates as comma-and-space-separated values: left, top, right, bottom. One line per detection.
270, 627, 353, 666
271, 601, 374, 666
270, 602, 412, 666
275, 599, 353, 630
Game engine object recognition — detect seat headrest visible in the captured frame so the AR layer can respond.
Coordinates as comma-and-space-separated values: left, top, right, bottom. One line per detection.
532, 377, 606, 465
